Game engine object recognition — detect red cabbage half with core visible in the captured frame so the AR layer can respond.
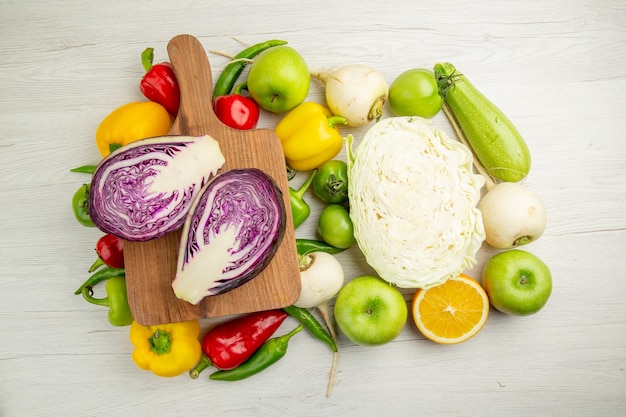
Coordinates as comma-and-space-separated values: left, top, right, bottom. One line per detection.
89, 135, 225, 242
172, 168, 286, 305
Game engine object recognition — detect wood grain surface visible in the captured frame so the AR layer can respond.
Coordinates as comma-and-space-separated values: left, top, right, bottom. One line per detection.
1, 1, 625, 416
124, 35, 300, 325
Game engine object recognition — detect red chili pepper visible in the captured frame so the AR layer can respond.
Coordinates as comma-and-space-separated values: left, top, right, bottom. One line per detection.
189, 309, 288, 378
139, 47, 180, 116
88, 234, 125, 272
213, 83, 260, 130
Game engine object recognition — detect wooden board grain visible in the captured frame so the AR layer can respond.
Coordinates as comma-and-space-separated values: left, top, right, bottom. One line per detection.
123, 34, 301, 325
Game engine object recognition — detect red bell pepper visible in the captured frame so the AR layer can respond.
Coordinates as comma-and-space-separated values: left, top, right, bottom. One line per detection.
213, 82, 260, 130
139, 47, 180, 116
88, 234, 125, 272
189, 309, 288, 378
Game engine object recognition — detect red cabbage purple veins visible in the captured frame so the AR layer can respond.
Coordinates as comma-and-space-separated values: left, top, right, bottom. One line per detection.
172, 168, 286, 305
89, 135, 225, 242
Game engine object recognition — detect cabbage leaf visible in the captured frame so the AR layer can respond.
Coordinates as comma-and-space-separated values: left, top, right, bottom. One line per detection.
348, 117, 485, 289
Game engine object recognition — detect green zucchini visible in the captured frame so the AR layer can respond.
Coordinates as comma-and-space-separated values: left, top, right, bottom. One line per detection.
434, 62, 531, 183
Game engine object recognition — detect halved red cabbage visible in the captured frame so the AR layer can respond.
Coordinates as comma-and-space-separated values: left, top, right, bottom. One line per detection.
172, 168, 286, 305
89, 135, 225, 241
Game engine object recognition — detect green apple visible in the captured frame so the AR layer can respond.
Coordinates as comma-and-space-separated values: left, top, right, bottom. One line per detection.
246, 46, 310, 113
334, 275, 408, 346
388, 68, 444, 118
482, 249, 552, 316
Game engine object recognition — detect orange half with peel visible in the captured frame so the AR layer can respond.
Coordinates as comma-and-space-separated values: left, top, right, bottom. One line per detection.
412, 273, 489, 344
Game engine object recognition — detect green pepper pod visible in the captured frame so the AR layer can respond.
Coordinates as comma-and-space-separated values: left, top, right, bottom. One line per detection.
72, 183, 95, 227
88, 257, 106, 272
212, 39, 288, 99
289, 169, 317, 229
209, 325, 302, 381
70, 165, 97, 174
283, 305, 337, 352
296, 238, 346, 256
81, 275, 133, 326
74, 267, 126, 295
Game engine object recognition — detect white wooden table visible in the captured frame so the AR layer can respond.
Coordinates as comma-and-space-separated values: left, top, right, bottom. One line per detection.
1, 1, 624, 416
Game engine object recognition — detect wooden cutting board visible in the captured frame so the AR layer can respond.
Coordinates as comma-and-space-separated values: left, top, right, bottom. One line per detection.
124, 34, 301, 326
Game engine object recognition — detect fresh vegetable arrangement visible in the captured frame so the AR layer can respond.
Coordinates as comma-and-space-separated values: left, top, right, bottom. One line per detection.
70, 38, 552, 396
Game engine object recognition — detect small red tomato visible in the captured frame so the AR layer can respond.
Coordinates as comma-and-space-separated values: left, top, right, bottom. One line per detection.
213, 95, 260, 130
96, 234, 125, 269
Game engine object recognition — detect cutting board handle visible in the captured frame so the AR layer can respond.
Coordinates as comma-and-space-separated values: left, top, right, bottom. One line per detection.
167, 34, 220, 135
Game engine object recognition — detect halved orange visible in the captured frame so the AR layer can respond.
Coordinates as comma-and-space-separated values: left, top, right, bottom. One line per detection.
412, 273, 489, 344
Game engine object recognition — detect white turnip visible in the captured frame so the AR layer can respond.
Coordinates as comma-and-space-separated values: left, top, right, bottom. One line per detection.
311, 64, 388, 127
478, 182, 546, 249
294, 252, 344, 309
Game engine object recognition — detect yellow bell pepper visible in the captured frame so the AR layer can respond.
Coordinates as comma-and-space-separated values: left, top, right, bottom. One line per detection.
274, 102, 346, 172
95, 101, 172, 157
129, 319, 202, 378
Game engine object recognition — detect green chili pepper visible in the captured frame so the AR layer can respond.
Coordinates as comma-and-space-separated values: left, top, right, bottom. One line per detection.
212, 39, 288, 99
283, 305, 337, 352
74, 267, 126, 295
296, 238, 346, 256
72, 183, 95, 227
289, 169, 317, 229
70, 165, 97, 174
209, 325, 302, 381
81, 275, 133, 326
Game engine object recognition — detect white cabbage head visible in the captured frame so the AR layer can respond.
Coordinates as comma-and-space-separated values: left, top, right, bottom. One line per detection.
347, 117, 485, 289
